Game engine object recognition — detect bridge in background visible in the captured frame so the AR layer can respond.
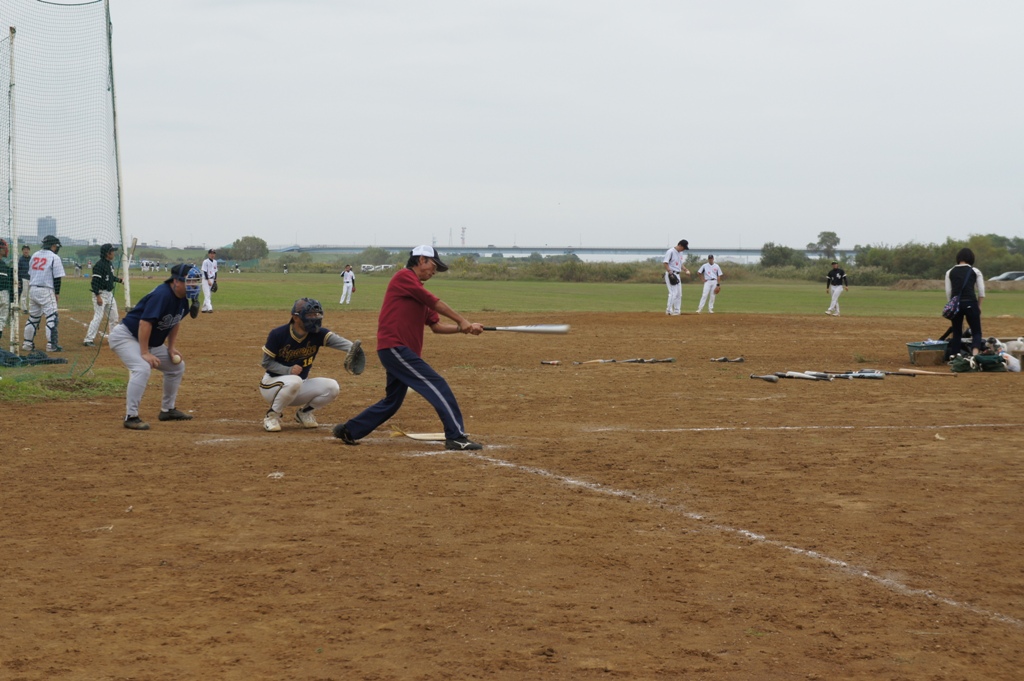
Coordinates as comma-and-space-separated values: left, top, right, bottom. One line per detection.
275, 244, 858, 262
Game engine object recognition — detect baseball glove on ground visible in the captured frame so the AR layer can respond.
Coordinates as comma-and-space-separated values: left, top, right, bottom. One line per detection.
713, 284, 720, 294
667, 272, 679, 286
344, 340, 366, 375
210, 280, 219, 293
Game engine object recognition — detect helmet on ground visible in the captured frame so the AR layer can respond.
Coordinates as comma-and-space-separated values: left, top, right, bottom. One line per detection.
42, 235, 61, 251
100, 243, 117, 258
291, 297, 324, 334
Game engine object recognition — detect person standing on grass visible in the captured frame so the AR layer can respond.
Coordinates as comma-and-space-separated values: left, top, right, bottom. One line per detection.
825, 261, 848, 316
340, 264, 356, 305
83, 243, 122, 347
662, 239, 690, 316
333, 245, 485, 451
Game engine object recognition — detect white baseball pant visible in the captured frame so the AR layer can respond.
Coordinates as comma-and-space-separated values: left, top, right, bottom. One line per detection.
201, 278, 214, 311
828, 286, 844, 315
23, 286, 59, 348
85, 290, 119, 343
665, 272, 682, 315
696, 280, 718, 313
340, 282, 353, 304
260, 373, 340, 414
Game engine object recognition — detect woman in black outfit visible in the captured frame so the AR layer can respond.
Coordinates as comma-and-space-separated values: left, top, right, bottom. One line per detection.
944, 247, 985, 358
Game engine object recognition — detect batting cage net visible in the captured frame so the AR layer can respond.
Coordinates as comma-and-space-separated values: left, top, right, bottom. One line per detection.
0, 0, 124, 377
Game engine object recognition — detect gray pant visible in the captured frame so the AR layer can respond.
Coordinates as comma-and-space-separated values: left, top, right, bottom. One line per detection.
108, 323, 186, 418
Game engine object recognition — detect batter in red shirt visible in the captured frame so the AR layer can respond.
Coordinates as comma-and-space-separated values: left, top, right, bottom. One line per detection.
334, 246, 485, 450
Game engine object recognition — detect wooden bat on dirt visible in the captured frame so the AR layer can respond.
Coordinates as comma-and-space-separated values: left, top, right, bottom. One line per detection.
750, 374, 780, 383
854, 369, 915, 377
483, 324, 570, 334
898, 368, 956, 377
572, 359, 616, 365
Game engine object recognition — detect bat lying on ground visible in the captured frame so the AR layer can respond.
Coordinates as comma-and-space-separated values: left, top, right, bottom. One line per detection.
711, 356, 745, 363
750, 374, 780, 383
483, 324, 570, 334
898, 368, 956, 377
854, 369, 915, 377
540, 360, 561, 365
774, 371, 829, 381
572, 359, 615, 365
389, 425, 446, 441
809, 370, 883, 380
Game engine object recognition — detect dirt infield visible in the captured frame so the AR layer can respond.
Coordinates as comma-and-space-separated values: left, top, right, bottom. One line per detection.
3, 310, 1023, 680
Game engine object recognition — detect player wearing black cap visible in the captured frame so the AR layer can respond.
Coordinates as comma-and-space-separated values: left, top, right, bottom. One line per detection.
83, 243, 123, 346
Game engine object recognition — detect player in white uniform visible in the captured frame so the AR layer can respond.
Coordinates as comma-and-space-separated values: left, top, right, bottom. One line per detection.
340, 264, 356, 304
662, 239, 690, 316
23, 235, 66, 352
696, 255, 724, 314
200, 249, 218, 313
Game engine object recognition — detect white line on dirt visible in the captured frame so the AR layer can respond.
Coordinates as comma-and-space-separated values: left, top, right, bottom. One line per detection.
404, 447, 1023, 629
590, 423, 1023, 433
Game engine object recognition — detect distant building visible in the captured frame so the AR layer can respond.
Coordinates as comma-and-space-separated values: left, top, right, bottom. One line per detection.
37, 215, 56, 238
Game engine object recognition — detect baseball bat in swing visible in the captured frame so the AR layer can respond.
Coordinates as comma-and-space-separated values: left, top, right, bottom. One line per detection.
482, 324, 570, 334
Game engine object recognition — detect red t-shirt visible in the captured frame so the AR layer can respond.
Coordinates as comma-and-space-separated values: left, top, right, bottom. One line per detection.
376, 267, 441, 356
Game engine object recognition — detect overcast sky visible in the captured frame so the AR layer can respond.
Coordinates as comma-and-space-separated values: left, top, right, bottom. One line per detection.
111, 1, 1024, 252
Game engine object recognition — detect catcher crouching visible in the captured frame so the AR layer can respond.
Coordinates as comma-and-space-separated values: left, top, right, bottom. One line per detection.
259, 298, 365, 432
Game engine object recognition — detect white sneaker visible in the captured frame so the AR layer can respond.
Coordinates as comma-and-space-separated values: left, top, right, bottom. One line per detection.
263, 411, 282, 432
295, 407, 318, 429
825, 310, 833, 316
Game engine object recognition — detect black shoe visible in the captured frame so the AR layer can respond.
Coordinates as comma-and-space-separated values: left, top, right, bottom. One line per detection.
82, 340, 95, 347
124, 416, 150, 430
158, 408, 193, 421
332, 423, 359, 445
446, 436, 483, 451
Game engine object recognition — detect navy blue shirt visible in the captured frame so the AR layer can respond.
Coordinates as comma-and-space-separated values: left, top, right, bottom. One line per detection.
122, 282, 190, 347
262, 323, 337, 380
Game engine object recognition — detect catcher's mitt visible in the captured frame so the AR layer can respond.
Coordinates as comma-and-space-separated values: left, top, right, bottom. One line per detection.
667, 272, 680, 286
210, 280, 219, 293
713, 285, 720, 294
344, 340, 366, 375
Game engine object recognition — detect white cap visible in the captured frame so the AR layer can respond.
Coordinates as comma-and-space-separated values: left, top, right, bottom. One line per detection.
410, 245, 449, 272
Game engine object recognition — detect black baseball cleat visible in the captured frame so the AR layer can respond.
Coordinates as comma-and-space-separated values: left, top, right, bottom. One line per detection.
158, 408, 193, 421
332, 423, 359, 445
124, 416, 150, 430
445, 436, 483, 451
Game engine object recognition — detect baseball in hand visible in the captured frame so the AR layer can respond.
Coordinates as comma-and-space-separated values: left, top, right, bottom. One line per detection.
171, 353, 182, 365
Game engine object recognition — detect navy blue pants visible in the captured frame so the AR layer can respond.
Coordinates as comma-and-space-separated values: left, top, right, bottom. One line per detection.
344, 346, 467, 441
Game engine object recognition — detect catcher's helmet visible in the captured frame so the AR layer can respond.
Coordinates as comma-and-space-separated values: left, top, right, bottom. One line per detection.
42, 234, 61, 251
99, 243, 117, 258
291, 297, 324, 334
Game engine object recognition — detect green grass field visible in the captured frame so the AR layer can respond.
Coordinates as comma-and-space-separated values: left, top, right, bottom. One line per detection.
51, 271, 1022, 317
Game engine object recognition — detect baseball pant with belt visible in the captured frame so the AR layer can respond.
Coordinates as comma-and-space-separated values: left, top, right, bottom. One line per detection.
697, 280, 718, 313
23, 285, 59, 348
665, 272, 682, 315
260, 374, 340, 414
85, 290, 119, 343
828, 286, 844, 315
